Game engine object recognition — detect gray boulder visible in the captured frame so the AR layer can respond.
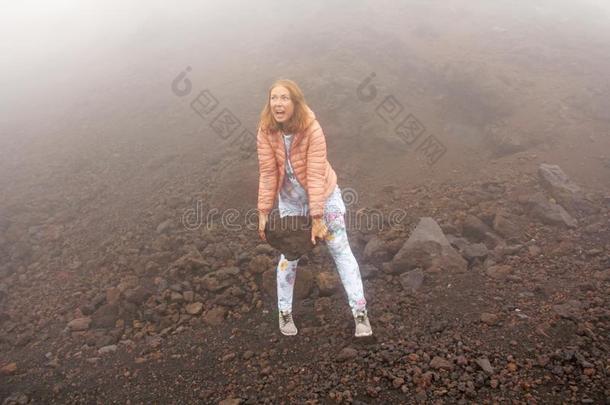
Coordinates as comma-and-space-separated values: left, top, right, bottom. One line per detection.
399, 269, 424, 294
447, 235, 489, 262
462, 215, 501, 247
538, 163, 595, 215
391, 218, 467, 273
518, 192, 577, 228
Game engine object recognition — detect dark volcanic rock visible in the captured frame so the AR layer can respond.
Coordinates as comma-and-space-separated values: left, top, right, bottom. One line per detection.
200, 267, 239, 292
315, 272, 340, 296
214, 286, 245, 307
264, 215, 314, 261
248, 255, 274, 275
462, 215, 501, 247
363, 235, 392, 262
124, 286, 152, 305
552, 300, 584, 321
359, 264, 378, 279
91, 304, 120, 329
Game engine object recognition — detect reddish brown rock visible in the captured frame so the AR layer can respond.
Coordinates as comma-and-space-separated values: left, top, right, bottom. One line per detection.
203, 306, 227, 326
430, 356, 454, 370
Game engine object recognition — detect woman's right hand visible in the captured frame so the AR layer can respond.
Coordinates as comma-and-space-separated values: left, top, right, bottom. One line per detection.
258, 211, 269, 242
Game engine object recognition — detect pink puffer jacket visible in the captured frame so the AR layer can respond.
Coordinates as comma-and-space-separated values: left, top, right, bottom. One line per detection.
257, 108, 337, 217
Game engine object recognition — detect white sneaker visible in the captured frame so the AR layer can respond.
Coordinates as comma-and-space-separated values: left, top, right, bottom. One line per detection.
279, 310, 298, 336
354, 309, 373, 337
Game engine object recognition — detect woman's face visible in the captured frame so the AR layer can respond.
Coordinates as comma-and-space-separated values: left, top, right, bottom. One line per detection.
269, 85, 294, 124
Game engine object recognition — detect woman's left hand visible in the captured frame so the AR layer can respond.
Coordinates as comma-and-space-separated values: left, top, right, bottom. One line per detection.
311, 217, 329, 245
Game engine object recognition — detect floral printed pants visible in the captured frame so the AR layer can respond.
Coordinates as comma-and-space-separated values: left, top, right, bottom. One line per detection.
276, 210, 367, 316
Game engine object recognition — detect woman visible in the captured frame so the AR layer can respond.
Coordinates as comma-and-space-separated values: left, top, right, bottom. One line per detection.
256, 79, 373, 337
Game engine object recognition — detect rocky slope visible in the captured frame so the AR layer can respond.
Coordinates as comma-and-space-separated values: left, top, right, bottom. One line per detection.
1, 162, 608, 404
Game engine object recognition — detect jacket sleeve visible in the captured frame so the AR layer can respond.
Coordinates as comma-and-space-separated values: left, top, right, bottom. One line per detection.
306, 125, 328, 217
257, 127, 278, 214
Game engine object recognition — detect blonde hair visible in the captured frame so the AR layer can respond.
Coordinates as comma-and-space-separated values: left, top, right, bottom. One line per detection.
258, 79, 314, 134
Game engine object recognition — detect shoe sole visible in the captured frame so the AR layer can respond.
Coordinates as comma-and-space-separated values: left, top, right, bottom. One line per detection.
280, 329, 299, 336
355, 331, 373, 337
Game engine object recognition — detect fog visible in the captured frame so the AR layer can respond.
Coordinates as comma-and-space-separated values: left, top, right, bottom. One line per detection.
2, 1, 610, 193
1, 0, 610, 272
1, 0, 610, 270
1, 1, 609, 402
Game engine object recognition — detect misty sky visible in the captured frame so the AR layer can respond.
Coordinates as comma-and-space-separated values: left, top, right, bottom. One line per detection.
1, 0, 610, 175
